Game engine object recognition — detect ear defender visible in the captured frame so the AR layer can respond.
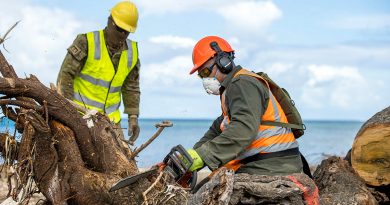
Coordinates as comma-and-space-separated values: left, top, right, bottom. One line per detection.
209, 41, 234, 74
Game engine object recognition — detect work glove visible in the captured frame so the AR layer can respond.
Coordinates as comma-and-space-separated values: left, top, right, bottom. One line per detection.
187, 149, 204, 172
128, 114, 140, 145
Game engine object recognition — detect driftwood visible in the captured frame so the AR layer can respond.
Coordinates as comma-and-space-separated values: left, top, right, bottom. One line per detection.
189, 168, 318, 205
313, 156, 389, 205
352, 106, 390, 186
0, 48, 171, 204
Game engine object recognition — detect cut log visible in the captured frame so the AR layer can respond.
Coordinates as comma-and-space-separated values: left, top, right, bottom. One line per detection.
313, 156, 378, 205
351, 106, 390, 186
189, 167, 319, 205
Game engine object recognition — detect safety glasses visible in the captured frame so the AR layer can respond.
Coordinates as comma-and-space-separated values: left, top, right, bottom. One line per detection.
197, 62, 216, 78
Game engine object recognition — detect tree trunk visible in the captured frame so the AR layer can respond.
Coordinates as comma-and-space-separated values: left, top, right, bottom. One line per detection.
351, 106, 390, 186
0, 50, 168, 204
189, 168, 319, 205
313, 156, 378, 205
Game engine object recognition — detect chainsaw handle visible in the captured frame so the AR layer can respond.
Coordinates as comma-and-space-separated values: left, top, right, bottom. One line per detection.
178, 145, 194, 170
190, 170, 197, 191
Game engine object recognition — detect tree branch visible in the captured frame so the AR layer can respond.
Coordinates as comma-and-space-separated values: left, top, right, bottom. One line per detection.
0, 99, 43, 112
130, 121, 173, 159
0, 21, 20, 45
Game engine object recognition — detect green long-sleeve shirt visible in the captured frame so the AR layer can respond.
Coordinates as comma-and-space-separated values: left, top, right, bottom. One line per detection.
57, 32, 140, 116
194, 66, 302, 175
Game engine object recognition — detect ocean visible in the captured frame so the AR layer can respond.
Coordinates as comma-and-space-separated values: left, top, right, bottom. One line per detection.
0, 118, 363, 168
124, 119, 363, 168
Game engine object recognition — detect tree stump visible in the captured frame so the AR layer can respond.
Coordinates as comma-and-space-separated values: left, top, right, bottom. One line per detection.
351, 106, 390, 186
189, 168, 319, 205
313, 156, 378, 205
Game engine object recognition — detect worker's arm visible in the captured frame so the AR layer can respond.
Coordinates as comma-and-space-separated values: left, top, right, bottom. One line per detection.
193, 115, 223, 149
195, 76, 269, 170
122, 59, 141, 116
56, 34, 88, 100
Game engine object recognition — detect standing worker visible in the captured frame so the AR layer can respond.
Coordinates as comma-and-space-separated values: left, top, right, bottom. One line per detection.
186, 36, 306, 176
57, 1, 141, 144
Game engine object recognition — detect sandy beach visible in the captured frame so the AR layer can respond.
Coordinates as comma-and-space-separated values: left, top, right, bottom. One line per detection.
0, 167, 44, 204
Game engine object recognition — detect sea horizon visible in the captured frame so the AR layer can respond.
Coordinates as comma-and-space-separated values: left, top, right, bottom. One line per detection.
0, 118, 364, 168
132, 118, 364, 123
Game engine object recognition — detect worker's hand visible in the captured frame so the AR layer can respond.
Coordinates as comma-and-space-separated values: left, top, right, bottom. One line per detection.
187, 149, 204, 172
128, 114, 140, 145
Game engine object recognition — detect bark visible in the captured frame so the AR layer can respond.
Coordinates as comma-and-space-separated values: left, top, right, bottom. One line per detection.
352, 106, 390, 186
189, 168, 319, 205
0, 50, 166, 204
313, 156, 378, 205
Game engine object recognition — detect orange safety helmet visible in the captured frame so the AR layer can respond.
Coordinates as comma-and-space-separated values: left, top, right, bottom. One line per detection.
190, 36, 234, 75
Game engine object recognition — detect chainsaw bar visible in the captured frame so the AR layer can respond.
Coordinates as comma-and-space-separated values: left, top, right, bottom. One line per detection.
109, 167, 158, 192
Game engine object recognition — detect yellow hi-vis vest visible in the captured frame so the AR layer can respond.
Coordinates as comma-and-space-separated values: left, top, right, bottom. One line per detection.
221, 68, 298, 171
73, 30, 138, 123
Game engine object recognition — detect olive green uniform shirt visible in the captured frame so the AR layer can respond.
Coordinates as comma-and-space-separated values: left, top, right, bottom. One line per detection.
57, 33, 140, 116
194, 66, 303, 175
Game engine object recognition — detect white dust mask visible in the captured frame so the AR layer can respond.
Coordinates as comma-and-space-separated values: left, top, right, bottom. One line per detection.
202, 77, 221, 95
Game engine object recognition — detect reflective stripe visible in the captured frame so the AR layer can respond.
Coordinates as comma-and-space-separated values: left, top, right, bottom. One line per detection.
254, 126, 292, 141
78, 73, 121, 93
93, 31, 101, 60
126, 39, 133, 68
73, 93, 120, 114
269, 92, 281, 122
258, 141, 298, 153
236, 141, 299, 161
109, 86, 122, 93
79, 73, 110, 88
106, 101, 121, 114
74, 93, 104, 110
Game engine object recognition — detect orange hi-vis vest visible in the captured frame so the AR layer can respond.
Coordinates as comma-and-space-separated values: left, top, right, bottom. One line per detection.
221, 68, 298, 171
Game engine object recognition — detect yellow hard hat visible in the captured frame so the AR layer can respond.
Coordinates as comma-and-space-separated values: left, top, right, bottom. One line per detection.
111, 1, 139, 33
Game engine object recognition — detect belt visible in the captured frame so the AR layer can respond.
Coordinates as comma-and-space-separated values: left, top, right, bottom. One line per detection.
240, 147, 300, 165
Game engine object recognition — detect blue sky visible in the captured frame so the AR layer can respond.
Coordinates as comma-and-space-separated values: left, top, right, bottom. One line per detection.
1, 0, 389, 121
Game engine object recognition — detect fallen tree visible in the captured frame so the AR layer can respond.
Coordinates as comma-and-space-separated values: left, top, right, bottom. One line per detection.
0, 48, 167, 204
189, 168, 318, 205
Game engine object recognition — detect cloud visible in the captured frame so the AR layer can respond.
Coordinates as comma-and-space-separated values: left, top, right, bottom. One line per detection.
250, 44, 390, 70
149, 35, 196, 49
141, 55, 198, 88
134, 0, 224, 15
306, 65, 363, 87
0, 2, 95, 85
331, 14, 390, 30
140, 55, 221, 118
135, 0, 282, 34
303, 65, 368, 109
217, 1, 282, 33
249, 44, 389, 120
261, 62, 294, 77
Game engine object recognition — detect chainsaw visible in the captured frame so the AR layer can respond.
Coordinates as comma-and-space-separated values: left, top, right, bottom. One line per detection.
109, 144, 197, 192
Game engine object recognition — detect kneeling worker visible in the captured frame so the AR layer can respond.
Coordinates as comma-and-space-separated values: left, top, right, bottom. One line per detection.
186, 36, 304, 175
